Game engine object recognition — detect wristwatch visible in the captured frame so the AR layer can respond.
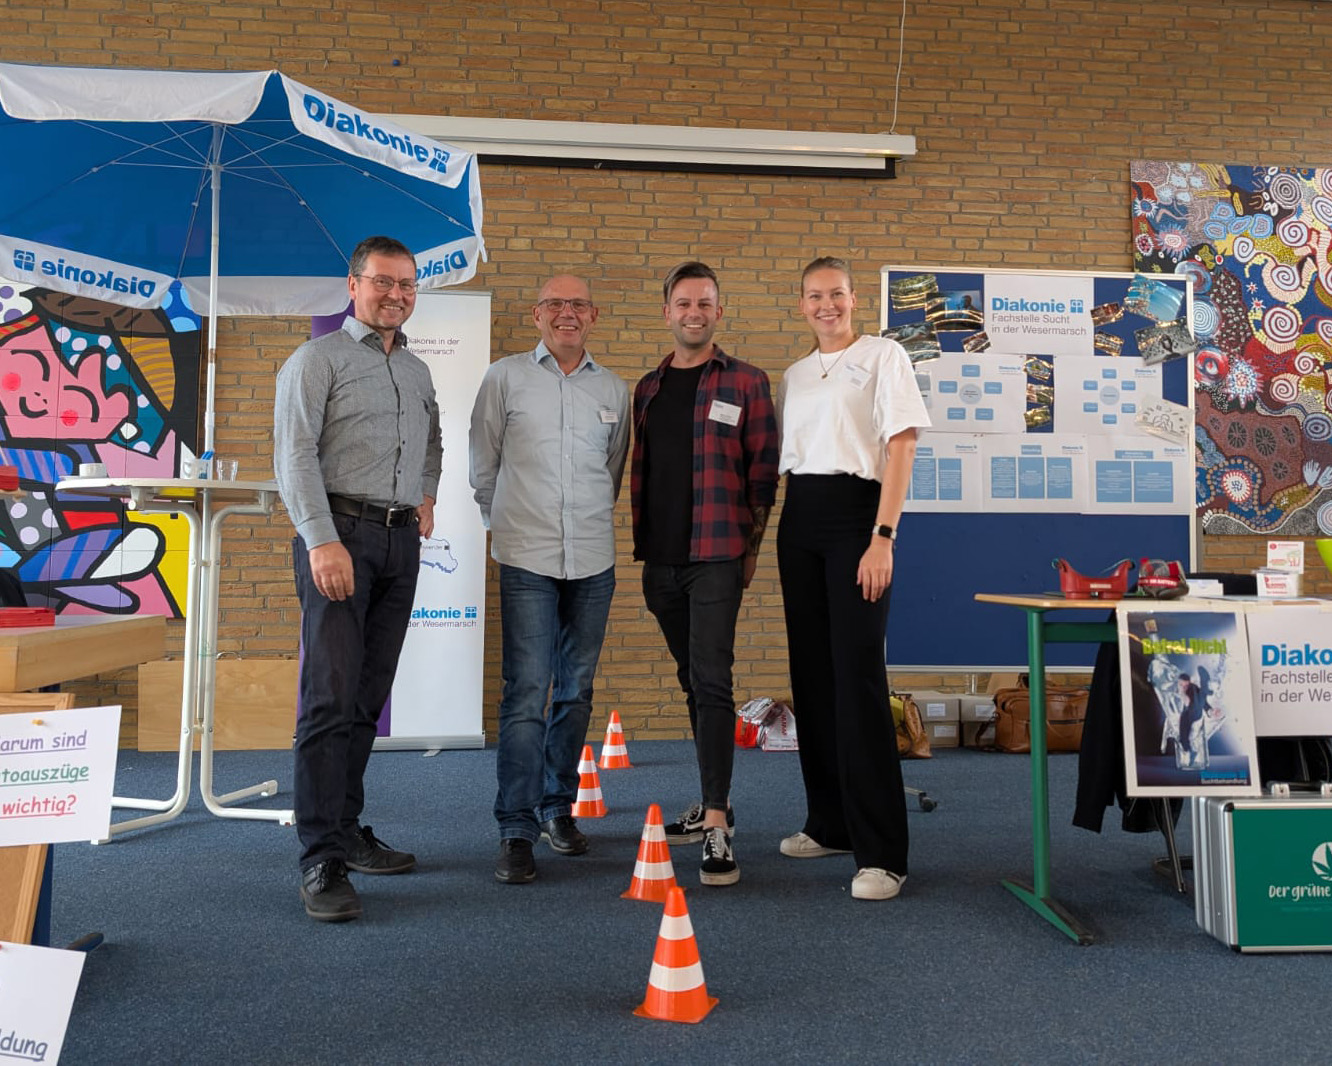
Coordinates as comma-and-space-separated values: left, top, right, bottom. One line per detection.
872, 523, 897, 541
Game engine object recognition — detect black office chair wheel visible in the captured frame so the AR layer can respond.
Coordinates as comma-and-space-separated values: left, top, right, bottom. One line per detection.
918, 793, 937, 812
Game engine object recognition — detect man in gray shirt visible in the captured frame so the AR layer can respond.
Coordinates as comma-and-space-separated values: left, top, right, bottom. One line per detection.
275, 235, 442, 922
469, 274, 630, 884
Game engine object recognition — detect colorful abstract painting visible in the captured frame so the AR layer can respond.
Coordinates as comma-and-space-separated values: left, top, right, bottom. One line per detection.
1130, 162, 1332, 534
0, 281, 201, 615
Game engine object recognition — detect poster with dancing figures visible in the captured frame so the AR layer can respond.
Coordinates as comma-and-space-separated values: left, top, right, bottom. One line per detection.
1130, 162, 1332, 536
1117, 604, 1261, 797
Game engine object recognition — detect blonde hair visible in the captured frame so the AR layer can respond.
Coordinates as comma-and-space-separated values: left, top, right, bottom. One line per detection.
801, 256, 854, 293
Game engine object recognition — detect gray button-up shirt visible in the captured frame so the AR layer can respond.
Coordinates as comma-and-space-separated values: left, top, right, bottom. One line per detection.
275, 317, 443, 549
469, 343, 630, 579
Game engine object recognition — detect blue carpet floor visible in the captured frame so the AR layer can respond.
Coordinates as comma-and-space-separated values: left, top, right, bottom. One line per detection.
45, 741, 1332, 1065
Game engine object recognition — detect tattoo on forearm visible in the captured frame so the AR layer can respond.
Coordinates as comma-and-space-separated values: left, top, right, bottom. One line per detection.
747, 505, 771, 557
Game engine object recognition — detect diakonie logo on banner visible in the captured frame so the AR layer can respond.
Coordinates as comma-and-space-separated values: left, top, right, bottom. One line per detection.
984, 274, 1095, 357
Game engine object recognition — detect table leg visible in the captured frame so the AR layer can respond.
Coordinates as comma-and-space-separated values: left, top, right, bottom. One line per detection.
197, 498, 293, 825
1000, 607, 1094, 945
106, 502, 201, 837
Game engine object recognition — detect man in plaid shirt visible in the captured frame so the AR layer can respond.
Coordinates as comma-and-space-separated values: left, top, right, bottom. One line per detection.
631, 261, 779, 886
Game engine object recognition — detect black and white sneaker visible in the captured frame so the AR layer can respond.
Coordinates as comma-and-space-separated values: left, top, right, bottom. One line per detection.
700, 827, 740, 886
664, 802, 735, 846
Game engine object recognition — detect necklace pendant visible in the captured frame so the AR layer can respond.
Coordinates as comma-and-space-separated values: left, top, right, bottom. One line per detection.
821, 371, 828, 379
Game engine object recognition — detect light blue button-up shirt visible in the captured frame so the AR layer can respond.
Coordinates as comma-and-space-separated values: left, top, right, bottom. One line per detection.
469, 343, 630, 579
275, 317, 442, 550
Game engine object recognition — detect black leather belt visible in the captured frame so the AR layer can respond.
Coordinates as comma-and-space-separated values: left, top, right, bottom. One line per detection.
327, 493, 417, 528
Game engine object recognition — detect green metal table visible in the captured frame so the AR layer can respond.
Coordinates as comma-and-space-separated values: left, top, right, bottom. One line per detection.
974, 593, 1119, 945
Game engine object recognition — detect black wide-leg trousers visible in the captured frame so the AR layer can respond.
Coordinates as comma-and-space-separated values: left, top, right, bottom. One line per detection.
777, 473, 909, 875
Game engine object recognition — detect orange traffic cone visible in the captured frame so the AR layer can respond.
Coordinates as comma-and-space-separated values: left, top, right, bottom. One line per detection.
571, 744, 607, 818
599, 710, 632, 769
634, 885, 718, 1024
621, 803, 677, 902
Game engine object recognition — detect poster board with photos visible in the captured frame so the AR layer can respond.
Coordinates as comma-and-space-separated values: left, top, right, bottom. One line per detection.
1117, 602, 1261, 797
878, 265, 1195, 670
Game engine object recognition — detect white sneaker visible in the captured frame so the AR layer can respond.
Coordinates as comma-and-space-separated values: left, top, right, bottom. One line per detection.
779, 831, 852, 859
851, 868, 906, 900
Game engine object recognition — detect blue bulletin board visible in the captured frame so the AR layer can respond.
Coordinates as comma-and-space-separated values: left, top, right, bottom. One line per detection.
879, 266, 1196, 670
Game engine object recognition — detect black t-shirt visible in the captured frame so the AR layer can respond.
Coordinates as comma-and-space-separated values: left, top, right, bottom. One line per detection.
640, 362, 705, 564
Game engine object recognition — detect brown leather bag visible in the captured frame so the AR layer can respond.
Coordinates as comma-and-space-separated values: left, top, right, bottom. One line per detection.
983, 686, 1087, 754
890, 693, 932, 759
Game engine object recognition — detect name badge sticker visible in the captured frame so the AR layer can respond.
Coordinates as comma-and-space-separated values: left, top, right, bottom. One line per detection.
843, 363, 871, 390
598, 408, 620, 424
708, 399, 742, 426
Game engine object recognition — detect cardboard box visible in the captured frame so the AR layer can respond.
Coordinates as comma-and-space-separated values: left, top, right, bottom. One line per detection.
962, 721, 993, 748
139, 658, 297, 750
911, 690, 960, 722
958, 695, 996, 722
925, 720, 960, 748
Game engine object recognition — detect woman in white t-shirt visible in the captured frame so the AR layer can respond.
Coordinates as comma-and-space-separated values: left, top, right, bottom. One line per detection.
775, 256, 931, 901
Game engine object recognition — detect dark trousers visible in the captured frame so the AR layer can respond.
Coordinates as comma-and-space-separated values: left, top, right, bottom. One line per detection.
777, 474, 908, 875
292, 514, 420, 870
642, 559, 745, 812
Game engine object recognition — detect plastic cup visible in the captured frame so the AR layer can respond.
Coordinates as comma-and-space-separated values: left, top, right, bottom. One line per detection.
214, 458, 239, 481
181, 456, 208, 479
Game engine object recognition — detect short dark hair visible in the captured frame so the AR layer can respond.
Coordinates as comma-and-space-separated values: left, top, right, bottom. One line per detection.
349, 236, 416, 279
801, 256, 854, 293
662, 261, 719, 303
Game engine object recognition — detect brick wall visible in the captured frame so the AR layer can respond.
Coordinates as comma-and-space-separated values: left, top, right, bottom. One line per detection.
5, 0, 1330, 741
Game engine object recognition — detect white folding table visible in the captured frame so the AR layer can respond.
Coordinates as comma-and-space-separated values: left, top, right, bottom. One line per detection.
55, 477, 295, 836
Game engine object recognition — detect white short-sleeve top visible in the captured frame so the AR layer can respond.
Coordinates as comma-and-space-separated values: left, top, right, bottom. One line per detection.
778, 334, 931, 480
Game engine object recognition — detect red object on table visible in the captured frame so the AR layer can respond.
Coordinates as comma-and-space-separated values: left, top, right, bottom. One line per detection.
0, 465, 17, 492
1053, 558, 1133, 600
0, 607, 56, 627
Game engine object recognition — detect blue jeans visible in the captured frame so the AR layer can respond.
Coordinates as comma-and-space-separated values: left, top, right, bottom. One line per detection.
292, 514, 420, 870
495, 563, 616, 841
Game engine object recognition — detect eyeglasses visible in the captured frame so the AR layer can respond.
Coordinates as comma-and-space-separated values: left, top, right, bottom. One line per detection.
537, 298, 594, 314
356, 274, 419, 294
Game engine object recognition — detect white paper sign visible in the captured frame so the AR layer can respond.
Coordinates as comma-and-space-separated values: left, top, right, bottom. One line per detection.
984, 274, 1095, 357
904, 433, 984, 511
1053, 355, 1163, 435
0, 940, 86, 1064
923, 354, 1027, 433
1245, 604, 1332, 736
1084, 434, 1193, 514
980, 432, 1089, 514
0, 706, 121, 846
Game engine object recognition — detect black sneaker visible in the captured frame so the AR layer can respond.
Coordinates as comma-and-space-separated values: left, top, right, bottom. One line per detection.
700, 827, 740, 886
495, 838, 537, 884
540, 814, 589, 856
345, 825, 416, 875
664, 802, 735, 846
300, 859, 362, 922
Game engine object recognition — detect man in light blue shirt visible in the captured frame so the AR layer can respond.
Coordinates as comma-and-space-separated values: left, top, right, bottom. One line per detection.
469, 274, 630, 884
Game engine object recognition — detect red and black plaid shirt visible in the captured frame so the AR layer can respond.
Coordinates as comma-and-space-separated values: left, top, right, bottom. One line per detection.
631, 347, 779, 562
